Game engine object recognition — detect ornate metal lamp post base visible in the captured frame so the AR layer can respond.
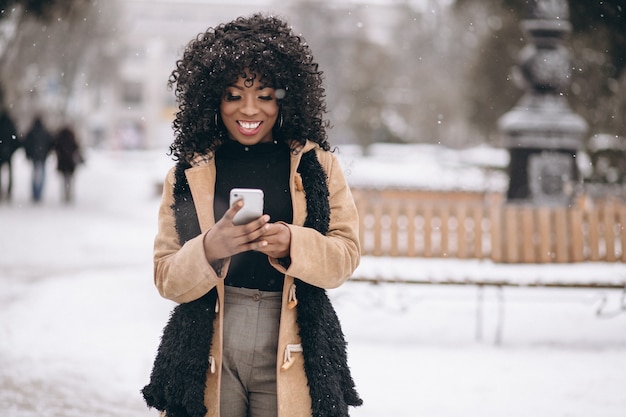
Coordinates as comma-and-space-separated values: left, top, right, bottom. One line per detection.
498, 0, 588, 205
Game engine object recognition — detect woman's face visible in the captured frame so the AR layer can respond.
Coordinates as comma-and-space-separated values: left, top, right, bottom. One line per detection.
220, 72, 279, 146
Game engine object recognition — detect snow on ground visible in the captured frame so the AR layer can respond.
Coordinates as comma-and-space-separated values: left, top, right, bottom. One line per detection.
1, 147, 625, 417
334, 143, 510, 192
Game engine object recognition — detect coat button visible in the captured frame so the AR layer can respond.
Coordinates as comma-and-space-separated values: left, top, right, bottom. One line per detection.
252, 294, 261, 301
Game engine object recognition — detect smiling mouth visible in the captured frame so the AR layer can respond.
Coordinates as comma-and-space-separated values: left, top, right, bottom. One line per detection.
238, 121, 262, 130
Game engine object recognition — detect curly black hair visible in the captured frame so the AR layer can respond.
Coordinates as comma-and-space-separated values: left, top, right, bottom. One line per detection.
168, 13, 330, 161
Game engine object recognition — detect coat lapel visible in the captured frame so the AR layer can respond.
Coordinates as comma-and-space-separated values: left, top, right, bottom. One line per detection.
185, 164, 216, 233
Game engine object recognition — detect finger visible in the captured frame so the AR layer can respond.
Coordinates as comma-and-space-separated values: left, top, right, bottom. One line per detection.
223, 199, 244, 223
259, 223, 280, 237
237, 215, 270, 234
256, 241, 288, 258
232, 219, 270, 244
241, 239, 268, 253
262, 224, 290, 245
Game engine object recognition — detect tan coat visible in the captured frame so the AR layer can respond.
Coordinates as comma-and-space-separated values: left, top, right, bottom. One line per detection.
153, 140, 360, 417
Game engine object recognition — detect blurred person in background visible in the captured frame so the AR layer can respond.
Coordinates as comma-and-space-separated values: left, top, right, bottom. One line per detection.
0, 94, 20, 202
53, 125, 83, 204
142, 13, 362, 417
23, 115, 53, 203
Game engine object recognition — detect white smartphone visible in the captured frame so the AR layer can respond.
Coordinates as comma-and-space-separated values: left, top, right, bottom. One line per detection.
229, 188, 264, 225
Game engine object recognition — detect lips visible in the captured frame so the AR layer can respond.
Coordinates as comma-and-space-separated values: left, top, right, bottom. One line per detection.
237, 120, 262, 135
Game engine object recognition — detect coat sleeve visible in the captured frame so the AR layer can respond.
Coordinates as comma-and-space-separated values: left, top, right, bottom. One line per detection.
269, 150, 360, 289
153, 167, 224, 303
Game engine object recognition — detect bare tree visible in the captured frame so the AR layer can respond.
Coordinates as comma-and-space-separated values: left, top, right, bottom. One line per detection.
288, 1, 486, 148
456, 0, 626, 142
0, 0, 120, 129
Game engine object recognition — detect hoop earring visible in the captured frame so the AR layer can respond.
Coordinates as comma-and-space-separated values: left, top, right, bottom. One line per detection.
278, 113, 283, 129
214, 112, 219, 127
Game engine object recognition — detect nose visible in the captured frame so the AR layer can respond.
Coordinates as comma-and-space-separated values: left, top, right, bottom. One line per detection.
240, 96, 259, 116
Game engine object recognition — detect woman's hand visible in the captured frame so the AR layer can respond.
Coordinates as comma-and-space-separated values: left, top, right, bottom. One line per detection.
203, 200, 270, 262
257, 222, 291, 259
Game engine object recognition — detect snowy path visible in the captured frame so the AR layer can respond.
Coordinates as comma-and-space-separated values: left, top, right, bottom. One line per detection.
1, 149, 625, 416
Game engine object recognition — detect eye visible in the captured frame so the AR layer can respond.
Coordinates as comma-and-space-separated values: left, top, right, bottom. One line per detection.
223, 92, 241, 102
258, 88, 276, 101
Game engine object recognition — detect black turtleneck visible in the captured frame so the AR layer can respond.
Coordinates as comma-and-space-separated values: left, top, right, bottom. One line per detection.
214, 139, 292, 291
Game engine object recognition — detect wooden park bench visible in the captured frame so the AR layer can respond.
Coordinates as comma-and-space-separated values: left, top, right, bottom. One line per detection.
348, 187, 626, 342
352, 188, 626, 265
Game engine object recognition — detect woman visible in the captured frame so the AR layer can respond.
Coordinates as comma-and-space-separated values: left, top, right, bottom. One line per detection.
53, 125, 82, 203
142, 13, 362, 417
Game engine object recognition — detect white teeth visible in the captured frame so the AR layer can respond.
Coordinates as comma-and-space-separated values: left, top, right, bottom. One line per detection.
239, 121, 261, 129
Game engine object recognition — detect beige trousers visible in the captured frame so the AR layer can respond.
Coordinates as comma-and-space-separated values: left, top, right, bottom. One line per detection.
220, 285, 282, 417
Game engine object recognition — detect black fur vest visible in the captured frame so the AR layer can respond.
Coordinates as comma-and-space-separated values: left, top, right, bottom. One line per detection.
142, 149, 362, 417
